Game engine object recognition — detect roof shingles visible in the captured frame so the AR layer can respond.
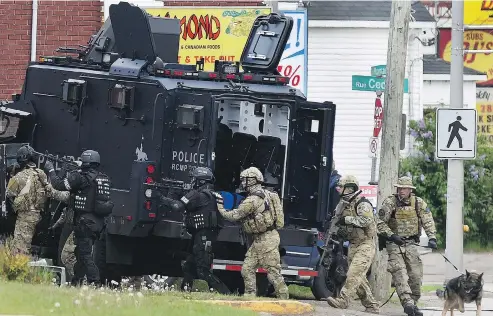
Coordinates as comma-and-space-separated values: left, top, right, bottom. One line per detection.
307, 1, 435, 22
423, 55, 486, 76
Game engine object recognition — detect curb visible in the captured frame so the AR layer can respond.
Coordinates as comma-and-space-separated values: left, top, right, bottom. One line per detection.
201, 300, 314, 314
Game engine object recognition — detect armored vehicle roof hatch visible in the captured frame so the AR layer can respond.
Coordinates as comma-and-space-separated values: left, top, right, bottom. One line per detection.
240, 13, 293, 74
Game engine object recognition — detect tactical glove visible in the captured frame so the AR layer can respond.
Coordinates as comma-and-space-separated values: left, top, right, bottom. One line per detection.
336, 216, 347, 226
428, 238, 437, 249
212, 192, 224, 205
44, 161, 55, 173
389, 234, 405, 246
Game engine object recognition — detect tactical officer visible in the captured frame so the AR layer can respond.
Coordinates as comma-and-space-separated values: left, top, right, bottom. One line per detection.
214, 167, 289, 299
49, 209, 76, 282
326, 175, 380, 314
6, 145, 70, 255
158, 167, 230, 294
44, 150, 114, 286
377, 176, 437, 316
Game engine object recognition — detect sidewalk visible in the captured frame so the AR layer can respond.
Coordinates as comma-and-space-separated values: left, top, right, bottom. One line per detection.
421, 296, 493, 316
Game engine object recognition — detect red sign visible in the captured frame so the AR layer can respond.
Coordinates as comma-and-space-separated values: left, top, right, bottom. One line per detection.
373, 97, 383, 137
438, 28, 493, 85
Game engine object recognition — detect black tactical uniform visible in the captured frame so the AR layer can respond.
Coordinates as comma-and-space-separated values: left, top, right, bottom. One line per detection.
45, 150, 113, 286
159, 167, 230, 294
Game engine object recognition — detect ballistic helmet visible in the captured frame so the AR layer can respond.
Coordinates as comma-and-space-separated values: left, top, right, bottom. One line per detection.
191, 167, 215, 188
16, 145, 35, 164
81, 150, 100, 167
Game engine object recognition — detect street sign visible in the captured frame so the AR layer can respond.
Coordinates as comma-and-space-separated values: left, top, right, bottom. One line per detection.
436, 108, 477, 159
373, 97, 384, 137
371, 65, 386, 77
369, 137, 378, 158
352, 75, 409, 93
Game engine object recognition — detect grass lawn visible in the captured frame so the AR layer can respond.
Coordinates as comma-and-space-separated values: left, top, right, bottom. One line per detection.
0, 281, 259, 316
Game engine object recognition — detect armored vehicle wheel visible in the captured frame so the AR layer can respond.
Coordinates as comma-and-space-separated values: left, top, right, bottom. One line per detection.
256, 274, 275, 297
215, 271, 245, 295
143, 275, 178, 289
311, 264, 336, 300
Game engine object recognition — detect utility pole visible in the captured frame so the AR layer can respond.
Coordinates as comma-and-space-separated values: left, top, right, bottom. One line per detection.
369, 0, 412, 302
267, 0, 279, 13
445, 0, 464, 282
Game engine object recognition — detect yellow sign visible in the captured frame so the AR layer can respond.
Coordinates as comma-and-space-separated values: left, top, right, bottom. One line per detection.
464, 0, 493, 25
476, 87, 493, 146
145, 7, 271, 71
442, 30, 493, 81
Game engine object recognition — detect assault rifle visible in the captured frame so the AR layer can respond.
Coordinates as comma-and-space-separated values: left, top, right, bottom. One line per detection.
322, 199, 349, 261
144, 178, 190, 237
33, 150, 80, 171
144, 178, 188, 193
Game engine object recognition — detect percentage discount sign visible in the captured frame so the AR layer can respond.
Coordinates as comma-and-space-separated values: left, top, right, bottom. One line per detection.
277, 64, 301, 87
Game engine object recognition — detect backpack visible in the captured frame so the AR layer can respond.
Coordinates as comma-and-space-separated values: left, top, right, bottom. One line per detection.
264, 189, 284, 229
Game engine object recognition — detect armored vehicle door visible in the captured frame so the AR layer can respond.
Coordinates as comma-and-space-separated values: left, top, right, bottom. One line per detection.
166, 90, 216, 183
285, 101, 335, 229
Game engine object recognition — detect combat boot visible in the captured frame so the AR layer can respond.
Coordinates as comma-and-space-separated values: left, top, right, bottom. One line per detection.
364, 307, 380, 314
404, 303, 423, 316
413, 306, 424, 316
327, 297, 349, 309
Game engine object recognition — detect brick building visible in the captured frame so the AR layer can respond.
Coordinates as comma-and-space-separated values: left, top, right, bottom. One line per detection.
0, 0, 264, 101
0, 0, 104, 100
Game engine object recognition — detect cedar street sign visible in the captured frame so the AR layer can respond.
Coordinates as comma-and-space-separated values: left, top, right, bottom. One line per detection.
351, 75, 409, 93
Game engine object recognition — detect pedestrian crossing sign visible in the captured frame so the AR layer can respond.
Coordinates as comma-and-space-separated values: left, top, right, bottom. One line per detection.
435, 108, 477, 160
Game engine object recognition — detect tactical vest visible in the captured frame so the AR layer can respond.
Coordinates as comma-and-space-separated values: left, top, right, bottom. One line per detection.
13, 167, 48, 211
74, 171, 113, 217
184, 189, 221, 231
242, 190, 276, 235
340, 196, 377, 244
387, 195, 420, 238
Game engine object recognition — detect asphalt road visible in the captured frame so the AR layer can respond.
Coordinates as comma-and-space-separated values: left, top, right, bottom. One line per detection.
292, 252, 493, 316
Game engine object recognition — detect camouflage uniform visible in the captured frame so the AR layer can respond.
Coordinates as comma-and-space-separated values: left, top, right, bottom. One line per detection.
62, 231, 76, 276
377, 176, 437, 316
6, 162, 70, 255
50, 209, 77, 278
327, 175, 380, 314
215, 167, 289, 299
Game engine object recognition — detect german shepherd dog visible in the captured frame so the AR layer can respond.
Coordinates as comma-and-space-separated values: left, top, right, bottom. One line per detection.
436, 270, 484, 316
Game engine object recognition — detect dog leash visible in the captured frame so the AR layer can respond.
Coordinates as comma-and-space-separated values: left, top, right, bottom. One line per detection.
380, 242, 462, 308
379, 245, 405, 308
413, 243, 463, 275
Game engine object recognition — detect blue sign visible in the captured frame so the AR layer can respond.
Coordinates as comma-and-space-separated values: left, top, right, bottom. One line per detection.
279, 9, 308, 96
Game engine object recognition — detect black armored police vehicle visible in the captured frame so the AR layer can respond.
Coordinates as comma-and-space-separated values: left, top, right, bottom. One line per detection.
0, 2, 339, 298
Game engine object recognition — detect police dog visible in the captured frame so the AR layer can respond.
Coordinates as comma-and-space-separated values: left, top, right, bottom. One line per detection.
437, 270, 484, 316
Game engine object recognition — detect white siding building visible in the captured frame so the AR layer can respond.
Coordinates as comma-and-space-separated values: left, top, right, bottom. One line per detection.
422, 55, 486, 110
305, 1, 435, 185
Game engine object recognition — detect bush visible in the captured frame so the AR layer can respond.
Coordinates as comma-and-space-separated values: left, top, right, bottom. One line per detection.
399, 110, 493, 248
0, 237, 53, 284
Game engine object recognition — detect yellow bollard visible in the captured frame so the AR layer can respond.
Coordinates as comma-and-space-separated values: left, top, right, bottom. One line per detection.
464, 225, 470, 233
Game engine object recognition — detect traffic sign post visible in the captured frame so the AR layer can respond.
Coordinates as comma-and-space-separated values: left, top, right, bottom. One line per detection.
436, 108, 477, 159
369, 137, 378, 158
351, 65, 409, 183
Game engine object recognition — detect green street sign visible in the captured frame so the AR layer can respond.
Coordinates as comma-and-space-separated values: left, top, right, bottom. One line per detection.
371, 65, 386, 77
351, 75, 409, 93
